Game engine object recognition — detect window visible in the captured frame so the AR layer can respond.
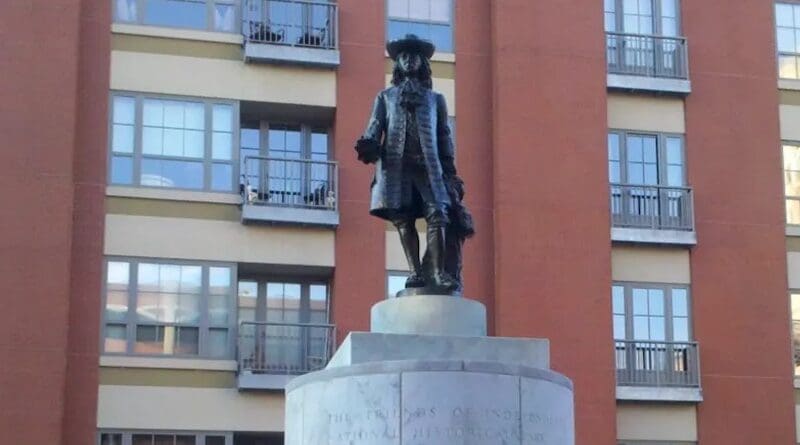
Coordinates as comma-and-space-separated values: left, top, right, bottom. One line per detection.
110, 94, 238, 192
777, 3, 800, 79
100, 431, 232, 445
612, 283, 690, 342
102, 259, 236, 358
237, 278, 332, 373
608, 131, 685, 186
604, 0, 680, 36
240, 122, 332, 207
608, 131, 691, 230
791, 293, 800, 374
784, 143, 800, 224
387, 271, 409, 298
113, 0, 238, 33
387, 0, 453, 53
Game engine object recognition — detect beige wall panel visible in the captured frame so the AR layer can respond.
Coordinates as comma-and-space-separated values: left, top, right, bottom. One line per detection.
796, 403, 800, 443
612, 246, 691, 284
608, 93, 685, 133
97, 385, 284, 431
780, 104, 800, 141
385, 230, 427, 271
788, 252, 800, 289
617, 403, 697, 441
111, 51, 336, 106
105, 214, 334, 266
383, 74, 455, 116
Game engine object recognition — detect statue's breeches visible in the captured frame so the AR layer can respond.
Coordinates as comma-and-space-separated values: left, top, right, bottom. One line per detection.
390, 161, 449, 228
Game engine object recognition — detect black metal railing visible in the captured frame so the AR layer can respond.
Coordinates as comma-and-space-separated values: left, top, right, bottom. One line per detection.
615, 340, 700, 387
606, 32, 688, 79
243, 0, 337, 49
238, 321, 335, 375
610, 183, 694, 231
242, 156, 338, 211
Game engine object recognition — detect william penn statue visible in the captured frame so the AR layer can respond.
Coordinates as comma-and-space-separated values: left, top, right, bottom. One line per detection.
355, 34, 473, 295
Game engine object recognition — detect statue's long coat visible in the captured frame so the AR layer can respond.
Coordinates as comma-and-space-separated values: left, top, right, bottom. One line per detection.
362, 85, 456, 220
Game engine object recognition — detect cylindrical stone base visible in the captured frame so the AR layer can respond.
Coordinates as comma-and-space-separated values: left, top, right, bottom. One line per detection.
285, 360, 575, 445
371, 295, 487, 336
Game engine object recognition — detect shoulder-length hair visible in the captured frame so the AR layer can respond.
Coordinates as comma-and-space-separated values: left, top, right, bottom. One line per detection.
391, 56, 433, 89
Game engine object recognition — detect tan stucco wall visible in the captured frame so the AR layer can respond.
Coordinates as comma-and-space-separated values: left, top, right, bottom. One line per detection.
608, 93, 685, 133
385, 230, 428, 271
612, 246, 691, 284
111, 50, 336, 106
617, 403, 697, 441
105, 214, 334, 266
97, 385, 284, 431
788, 252, 800, 289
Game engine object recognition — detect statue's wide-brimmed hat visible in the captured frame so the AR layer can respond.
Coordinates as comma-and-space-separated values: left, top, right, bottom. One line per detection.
386, 34, 435, 60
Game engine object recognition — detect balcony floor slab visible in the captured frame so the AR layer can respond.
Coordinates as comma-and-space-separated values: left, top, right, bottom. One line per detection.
617, 385, 703, 402
244, 42, 340, 67
608, 73, 691, 94
241, 204, 339, 227
612, 227, 696, 245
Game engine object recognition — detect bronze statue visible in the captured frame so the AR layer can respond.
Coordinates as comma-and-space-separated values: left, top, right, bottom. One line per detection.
355, 34, 474, 296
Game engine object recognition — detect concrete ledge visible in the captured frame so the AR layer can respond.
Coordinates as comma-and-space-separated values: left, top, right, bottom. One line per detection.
371, 294, 487, 336
237, 371, 295, 390
608, 73, 691, 94
112, 23, 243, 44
107, 186, 241, 204
611, 227, 697, 245
328, 332, 549, 369
787, 225, 800, 237
241, 204, 339, 227
244, 42, 340, 67
616, 385, 703, 402
100, 355, 238, 371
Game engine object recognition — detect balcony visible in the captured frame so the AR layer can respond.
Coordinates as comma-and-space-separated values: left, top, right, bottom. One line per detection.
241, 156, 339, 227
606, 32, 690, 94
237, 321, 336, 390
610, 183, 696, 245
242, 0, 339, 67
615, 340, 702, 402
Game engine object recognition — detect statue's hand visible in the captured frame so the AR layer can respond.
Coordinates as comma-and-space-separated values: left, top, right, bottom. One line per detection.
355, 137, 380, 164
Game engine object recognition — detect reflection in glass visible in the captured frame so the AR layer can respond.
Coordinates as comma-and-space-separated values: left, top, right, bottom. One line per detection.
104, 324, 127, 353
144, 0, 207, 29
215, 4, 236, 32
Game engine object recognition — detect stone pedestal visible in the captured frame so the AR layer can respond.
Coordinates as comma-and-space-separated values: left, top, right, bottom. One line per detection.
285, 296, 575, 445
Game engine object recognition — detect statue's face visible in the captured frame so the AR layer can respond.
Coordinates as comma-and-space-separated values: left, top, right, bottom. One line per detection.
398, 51, 422, 74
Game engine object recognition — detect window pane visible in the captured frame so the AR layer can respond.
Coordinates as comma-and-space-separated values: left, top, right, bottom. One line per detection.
612, 286, 625, 314
779, 27, 796, 53
185, 102, 205, 129
113, 96, 135, 124
209, 294, 230, 325
112, 124, 134, 153
627, 136, 643, 161
388, 0, 410, 18
648, 316, 665, 341
778, 3, 795, 28
238, 280, 258, 322
135, 325, 163, 354
633, 315, 648, 339
213, 105, 233, 131
154, 435, 174, 445
111, 155, 134, 185
780, 55, 798, 79
106, 290, 129, 322
208, 328, 228, 358
430, 0, 451, 22
215, 4, 236, 32
141, 159, 204, 189
175, 436, 195, 445
429, 23, 453, 52
212, 133, 232, 160
672, 289, 688, 317
206, 437, 226, 445
408, 0, 431, 21
211, 163, 232, 191
648, 289, 664, 316
209, 267, 231, 294
792, 294, 800, 320
613, 314, 626, 339
144, 0, 207, 29
608, 134, 620, 160
673, 317, 689, 342
132, 434, 154, 445
164, 99, 184, 128
667, 165, 682, 187
163, 128, 184, 156
175, 326, 200, 354
143, 99, 163, 126
787, 199, 800, 225
104, 324, 127, 353
184, 130, 205, 158
661, 0, 676, 18
142, 127, 163, 155
387, 274, 408, 298
115, 0, 138, 22
632, 288, 647, 314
